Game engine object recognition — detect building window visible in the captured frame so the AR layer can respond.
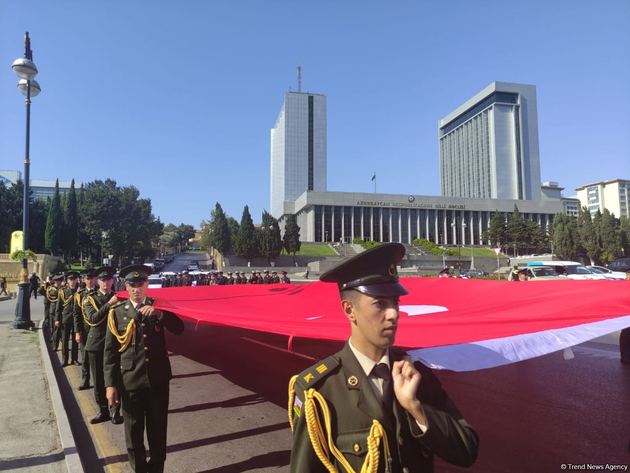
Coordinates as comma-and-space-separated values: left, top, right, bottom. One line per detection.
354, 207, 362, 240
314, 206, 322, 242
391, 209, 400, 242
372, 208, 381, 241
323, 205, 332, 242
363, 207, 371, 240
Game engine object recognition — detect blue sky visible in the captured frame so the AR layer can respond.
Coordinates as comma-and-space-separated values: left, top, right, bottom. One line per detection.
1, 0, 629, 228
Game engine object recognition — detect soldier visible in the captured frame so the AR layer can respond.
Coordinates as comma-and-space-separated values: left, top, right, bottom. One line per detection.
248, 271, 256, 284
104, 265, 184, 473
263, 270, 271, 284
271, 271, 280, 284
83, 267, 123, 424
280, 271, 291, 284
226, 272, 234, 285
288, 243, 479, 472
58, 271, 81, 366
74, 268, 97, 390
47, 274, 62, 349
39, 274, 52, 329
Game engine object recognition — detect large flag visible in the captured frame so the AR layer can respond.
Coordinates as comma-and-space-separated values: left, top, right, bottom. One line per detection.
142, 278, 630, 372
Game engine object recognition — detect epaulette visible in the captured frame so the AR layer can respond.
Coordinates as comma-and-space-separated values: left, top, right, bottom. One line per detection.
294, 355, 340, 391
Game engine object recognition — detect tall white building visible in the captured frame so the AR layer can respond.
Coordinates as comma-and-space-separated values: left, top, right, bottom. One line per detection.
270, 92, 327, 218
439, 81, 542, 201
575, 179, 630, 218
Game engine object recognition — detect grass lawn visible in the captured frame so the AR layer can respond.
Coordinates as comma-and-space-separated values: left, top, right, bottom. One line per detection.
452, 247, 503, 257
281, 243, 337, 257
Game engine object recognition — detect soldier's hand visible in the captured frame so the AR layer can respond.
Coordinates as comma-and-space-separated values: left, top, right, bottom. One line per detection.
108, 295, 118, 305
138, 305, 162, 320
106, 387, 119, 407
54, 320, 60, 327
392, 360, 426, 423
75, 333, 81, 344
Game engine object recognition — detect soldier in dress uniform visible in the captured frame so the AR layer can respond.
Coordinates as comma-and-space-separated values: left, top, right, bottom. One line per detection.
263, 270, 271, 284
620, 270, 630, 365
83, 266, 123, 424
271, 271, 280, 284
57, 272, 80, 366
280, 271, 291, 284
74, 268, 97, 390
39, 274, 52, 329
288, 243, 479, 472
49, 274, 64, 351
104, 265, 184, 473
226, 272, 234, 285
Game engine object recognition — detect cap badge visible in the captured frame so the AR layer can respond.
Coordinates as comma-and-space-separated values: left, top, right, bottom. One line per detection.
348, 375, 359, 386
388, 264, 396, 276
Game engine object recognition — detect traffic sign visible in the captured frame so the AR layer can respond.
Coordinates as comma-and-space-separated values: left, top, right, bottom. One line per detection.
494, 247, 501, 256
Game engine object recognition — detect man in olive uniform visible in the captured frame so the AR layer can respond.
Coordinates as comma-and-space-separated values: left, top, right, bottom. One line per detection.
104, 265, 184, 473
83, 267, 123, 424
280, 271, 291, 284
39, 275, 52, 329
74, 268, 97, 390
288, 243, 479, 472
620, 270, 630, 365
58, 272, 81, 367
49, 274, 64, 351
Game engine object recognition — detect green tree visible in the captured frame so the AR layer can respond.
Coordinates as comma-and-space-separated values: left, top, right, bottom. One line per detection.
45, 180, 63, 255
619, 216, 630, 257
283, 214, 301, 261
227, 217, 239, 250
552, 214, 578, 260
208, 203, 231, 255
62, 179, 78, 261
235, 205, 258, 260
598, 209, 622, 263
259, 211, 281, 264
576, 207, 601, 264
505, 206, 530, 256
482, 211, 506, 247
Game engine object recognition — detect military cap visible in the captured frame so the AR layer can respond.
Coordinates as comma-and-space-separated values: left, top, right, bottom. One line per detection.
320, 242, 408, 297
518, 268, 528, 275
95, 266, 116, 280
438, 267, 450, 275
264, 270, 269, 273
281, 271, 287, 275
119, 264, 150, 283
52, 273, 65, 281
80, 268, 96, 278
65, 271, 80, 279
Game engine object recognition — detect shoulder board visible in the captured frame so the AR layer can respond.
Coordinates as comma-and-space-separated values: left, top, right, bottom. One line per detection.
294, 355, 340, 390
110, 301, 126, 310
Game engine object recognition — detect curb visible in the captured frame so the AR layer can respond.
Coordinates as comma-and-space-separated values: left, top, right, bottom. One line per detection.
38, 320, 85, 473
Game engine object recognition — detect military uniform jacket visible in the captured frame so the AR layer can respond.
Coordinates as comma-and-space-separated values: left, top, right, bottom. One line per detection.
290, 343, 478, 473
73, 288, 91, 334
103, 298, 184, 392
44, 284, 57, 315
55, 287, 73, 324
83, 290, 116, 352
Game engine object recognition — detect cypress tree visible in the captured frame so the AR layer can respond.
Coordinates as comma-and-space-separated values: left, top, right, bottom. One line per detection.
283, 214, 301, 262
45, 180, 63, 255
235, 205, 258, 260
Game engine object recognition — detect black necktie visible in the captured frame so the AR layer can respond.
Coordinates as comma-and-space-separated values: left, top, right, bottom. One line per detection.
373, 363, 394, 415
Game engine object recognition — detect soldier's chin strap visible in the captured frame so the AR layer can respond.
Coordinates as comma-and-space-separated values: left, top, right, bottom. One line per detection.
288, 375, 392, 473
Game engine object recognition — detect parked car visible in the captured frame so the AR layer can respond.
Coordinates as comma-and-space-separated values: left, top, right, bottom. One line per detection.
459, 269, 488, 278
533, 261, 606, 280
607, 257, 630, 273
524, 263, 565, 281
586, 265, 626, 280
148, 274, 163, 289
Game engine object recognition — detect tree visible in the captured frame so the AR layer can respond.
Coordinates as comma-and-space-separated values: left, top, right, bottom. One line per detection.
227, 217, 239, 250
45, 180, 63, 255
552, 214, 578, 260
235, 205, 258, 260
482, 211, 506, 247
620, 216, 630, 257
505, 206, 530, 256
259, 211, 282, 264
283, 214, 301, 262
62, 179, 78, 261
598, 209, 622, 263
577, 207, 601, 264
208, 203, 230, 255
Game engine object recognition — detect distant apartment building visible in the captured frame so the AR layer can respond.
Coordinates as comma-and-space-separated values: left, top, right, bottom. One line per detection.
439, 81, 542, 201
0, 170, 77, 201
576, 179, 630, 218
270, 91, 327, 218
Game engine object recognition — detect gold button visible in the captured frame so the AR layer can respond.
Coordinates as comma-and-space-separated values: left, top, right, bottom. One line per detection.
144, 347, 148, 351
353, 443, 361, 453
143, 334, 147, 338
145, 358, 149, 362
141, 323, 146, 327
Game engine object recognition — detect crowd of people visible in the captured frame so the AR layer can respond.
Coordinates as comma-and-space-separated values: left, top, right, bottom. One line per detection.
158, 269, 290, 287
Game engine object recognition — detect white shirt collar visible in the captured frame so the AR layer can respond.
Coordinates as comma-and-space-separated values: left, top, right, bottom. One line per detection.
130, 298, 147, 309
348, 338, 390, 377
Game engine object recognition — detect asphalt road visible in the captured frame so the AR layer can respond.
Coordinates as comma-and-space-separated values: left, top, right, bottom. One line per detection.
51, 252, 630, 472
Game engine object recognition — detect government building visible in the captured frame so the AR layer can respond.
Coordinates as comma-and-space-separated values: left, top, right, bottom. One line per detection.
271, 82, 579, 244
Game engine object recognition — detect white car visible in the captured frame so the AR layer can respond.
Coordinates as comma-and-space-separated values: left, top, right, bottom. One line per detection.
586, 265, 626, 280
533, 261, 606, 280
148, 274, 163, 289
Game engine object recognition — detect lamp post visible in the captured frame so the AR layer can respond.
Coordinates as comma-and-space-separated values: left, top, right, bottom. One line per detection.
12, 32, 40, 330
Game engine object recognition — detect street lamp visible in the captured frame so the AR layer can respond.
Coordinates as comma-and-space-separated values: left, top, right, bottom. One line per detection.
12, 32, 40, 330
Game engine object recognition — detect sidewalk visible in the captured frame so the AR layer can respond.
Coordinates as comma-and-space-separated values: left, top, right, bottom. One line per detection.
0, 297, 67, 473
